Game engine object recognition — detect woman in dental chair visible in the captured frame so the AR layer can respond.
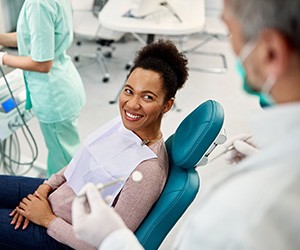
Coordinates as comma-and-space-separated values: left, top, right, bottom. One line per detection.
0, 39, 188, 250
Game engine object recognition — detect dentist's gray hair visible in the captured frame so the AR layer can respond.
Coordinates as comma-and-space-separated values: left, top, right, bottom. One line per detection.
227, 0, 300, 52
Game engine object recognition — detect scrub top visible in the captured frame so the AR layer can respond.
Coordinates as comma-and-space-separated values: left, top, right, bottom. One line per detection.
16, 0, 86, 123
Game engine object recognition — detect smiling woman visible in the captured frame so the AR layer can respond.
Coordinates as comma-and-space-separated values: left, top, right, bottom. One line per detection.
0, 39, 188, 250
120, 40, 188, 144
120, 68, 172, 144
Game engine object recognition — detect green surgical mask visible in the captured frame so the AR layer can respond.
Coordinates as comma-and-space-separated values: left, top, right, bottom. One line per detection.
236, 41, 276, 107
235, 59, 274, 107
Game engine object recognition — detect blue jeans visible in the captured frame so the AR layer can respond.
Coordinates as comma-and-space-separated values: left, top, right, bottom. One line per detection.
0, 175, 72, 250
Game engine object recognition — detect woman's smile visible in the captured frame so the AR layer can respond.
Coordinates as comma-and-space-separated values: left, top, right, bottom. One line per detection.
125, 110, 143, 121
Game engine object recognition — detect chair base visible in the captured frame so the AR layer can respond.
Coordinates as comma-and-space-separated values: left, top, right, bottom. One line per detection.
74, 38, 116, 83
186, 51, 228, 74
181, 33, 228, 74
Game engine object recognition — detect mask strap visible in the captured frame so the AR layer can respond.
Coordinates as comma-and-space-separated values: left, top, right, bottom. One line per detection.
239, 41, 257, 62
262, 75, 277, 94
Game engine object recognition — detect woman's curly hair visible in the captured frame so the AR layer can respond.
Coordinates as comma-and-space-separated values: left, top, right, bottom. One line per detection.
129, 39, 189, 101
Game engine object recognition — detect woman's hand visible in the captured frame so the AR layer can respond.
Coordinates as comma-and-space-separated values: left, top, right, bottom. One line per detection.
9, 209, 30, 230
10, 185, 53, 230
35, 183, 52, 199
16, 192, 57, 228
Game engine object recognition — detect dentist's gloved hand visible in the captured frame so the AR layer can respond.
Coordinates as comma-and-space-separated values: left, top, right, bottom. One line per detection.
72, 183, 127, 248
223, 134, 259, 164
0, 52, 7, 66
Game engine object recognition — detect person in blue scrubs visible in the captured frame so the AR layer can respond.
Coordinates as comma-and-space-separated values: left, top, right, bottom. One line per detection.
0, 0, 86, 177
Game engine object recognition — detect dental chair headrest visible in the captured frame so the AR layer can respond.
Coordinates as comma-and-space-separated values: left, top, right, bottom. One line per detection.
172, 100, 224, 169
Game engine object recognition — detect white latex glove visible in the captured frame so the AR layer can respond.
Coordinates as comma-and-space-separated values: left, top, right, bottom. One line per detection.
223, 134, 259, 164
72, 183, 127, 248
0, 52, 7, 66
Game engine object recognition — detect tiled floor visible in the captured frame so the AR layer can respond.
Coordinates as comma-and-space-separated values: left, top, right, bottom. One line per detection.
0, 21, 264, 249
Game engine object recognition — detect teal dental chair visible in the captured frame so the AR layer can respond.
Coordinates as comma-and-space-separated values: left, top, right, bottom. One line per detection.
135, 100, 225, 250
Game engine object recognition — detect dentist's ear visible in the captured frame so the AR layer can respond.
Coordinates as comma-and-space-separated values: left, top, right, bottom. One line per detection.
261, 29, 291, 76
163, 98, 175, 113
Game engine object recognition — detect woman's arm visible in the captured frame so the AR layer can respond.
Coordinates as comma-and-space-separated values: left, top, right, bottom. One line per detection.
2, 54, 53, 73
0, 32, 53, 72
0, 32, 18, 47
44, 166, 68, 190
47, 217, 97, 250
0, 32, 53, 73
113, 159, 168, 232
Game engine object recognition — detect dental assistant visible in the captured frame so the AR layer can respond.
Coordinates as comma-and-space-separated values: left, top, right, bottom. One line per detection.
72, 0, 300, 249
0, 0, 86, 177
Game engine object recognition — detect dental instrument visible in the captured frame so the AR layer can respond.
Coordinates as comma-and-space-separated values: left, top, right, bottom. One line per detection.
209, 135, 253, 163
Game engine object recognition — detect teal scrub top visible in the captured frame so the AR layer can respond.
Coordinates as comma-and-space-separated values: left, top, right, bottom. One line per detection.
16, 0, 86, 123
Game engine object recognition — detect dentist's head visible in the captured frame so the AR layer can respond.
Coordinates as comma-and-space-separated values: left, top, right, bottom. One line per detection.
222, 0, 300, 105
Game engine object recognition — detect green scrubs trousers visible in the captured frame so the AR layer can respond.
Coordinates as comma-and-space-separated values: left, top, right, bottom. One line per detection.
39, 116, 80, 177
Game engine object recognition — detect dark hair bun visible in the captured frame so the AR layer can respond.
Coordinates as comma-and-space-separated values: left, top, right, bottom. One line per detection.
133, 40, 188, 91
